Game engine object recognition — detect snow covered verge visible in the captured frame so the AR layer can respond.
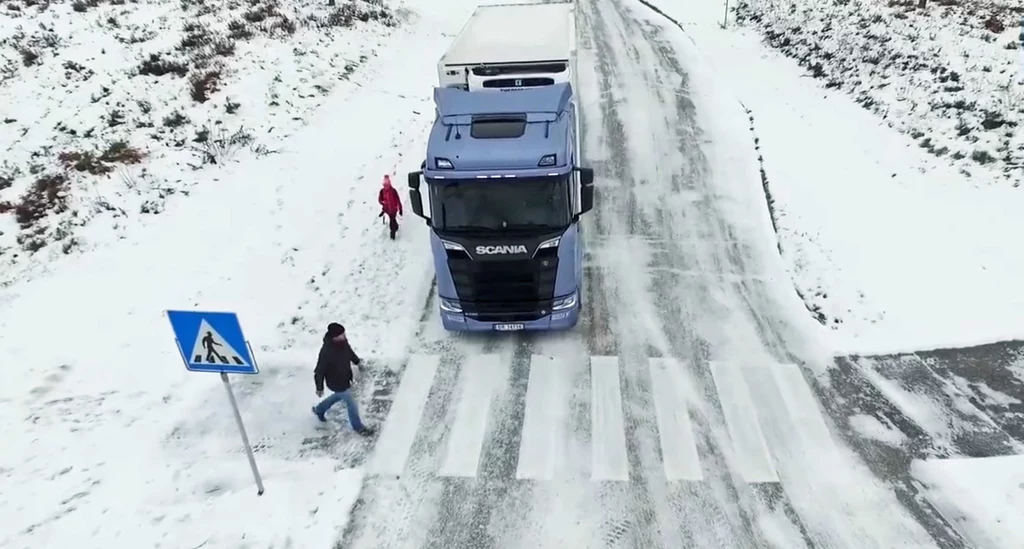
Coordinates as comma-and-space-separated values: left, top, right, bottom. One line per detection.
0, 0, 492, 543
638, 0, 1024, 355
732, 0, 1024, 187
912, 455, 1024, 549
0, 0, 399, 286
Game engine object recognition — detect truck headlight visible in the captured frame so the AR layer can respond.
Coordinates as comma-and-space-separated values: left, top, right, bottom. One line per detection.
441, 240, 467, 252
440, 298, 462, 313
537, 236, 560, 250
552, 291, 577, 311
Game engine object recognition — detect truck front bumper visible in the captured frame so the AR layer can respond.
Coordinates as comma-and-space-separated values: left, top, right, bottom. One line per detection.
440, 301, 580, 332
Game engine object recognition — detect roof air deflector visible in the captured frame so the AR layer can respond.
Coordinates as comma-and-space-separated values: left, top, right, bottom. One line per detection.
470, 114, 527, 139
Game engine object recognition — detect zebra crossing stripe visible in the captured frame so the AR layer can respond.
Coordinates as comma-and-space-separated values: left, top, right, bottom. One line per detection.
649, 357, 703, 481
709, 361, 779, 483
771, 363, 837, 454
367, 354, 439, 476
439, 354, 504, 478
590, 356, 629, 482
516, 354, 572, 480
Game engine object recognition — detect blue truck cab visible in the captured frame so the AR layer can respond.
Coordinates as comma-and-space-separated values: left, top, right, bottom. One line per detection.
405, 82, 595, 332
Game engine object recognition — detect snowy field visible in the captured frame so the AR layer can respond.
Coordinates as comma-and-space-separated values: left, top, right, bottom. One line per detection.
644, 0, 1024, 354
0, 0, 397, 286
734, 0, 1024, 186
0, 0, 487, 544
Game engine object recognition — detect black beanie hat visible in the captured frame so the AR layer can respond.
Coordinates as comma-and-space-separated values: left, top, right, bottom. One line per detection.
326, 322, 345, 337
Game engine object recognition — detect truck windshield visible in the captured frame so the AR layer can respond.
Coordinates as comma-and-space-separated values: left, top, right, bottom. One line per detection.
429, 176, 571, 232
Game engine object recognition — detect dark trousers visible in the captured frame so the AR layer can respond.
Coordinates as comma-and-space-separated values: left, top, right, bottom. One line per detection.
386, 213, 399, 239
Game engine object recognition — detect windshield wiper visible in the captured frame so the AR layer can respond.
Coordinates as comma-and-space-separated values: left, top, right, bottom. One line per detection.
502, 222, 564, 231
444, 224, 500, 232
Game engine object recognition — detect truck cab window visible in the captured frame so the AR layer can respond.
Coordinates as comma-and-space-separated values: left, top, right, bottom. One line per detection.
429, 177, 571, 232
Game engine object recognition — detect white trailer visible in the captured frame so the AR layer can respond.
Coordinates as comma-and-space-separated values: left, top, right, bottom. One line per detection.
437, 2, 577, 92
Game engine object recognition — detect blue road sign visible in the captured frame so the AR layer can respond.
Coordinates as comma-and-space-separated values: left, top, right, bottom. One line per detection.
166, 310, 259, 374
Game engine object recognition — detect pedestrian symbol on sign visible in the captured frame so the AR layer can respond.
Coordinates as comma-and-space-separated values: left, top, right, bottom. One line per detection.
190, 320, 247, 366
203, 331, 223, 362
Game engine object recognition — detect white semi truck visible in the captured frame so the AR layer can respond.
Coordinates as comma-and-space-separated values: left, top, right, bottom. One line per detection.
436, 2, 578, 93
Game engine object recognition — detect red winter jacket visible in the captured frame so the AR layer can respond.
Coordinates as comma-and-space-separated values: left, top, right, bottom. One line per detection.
379, 184, 403, 217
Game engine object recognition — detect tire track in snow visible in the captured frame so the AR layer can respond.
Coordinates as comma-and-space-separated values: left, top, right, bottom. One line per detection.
338, 293, 517, 549
575, 0, 668, 546
574, 0, 618, 362
338, 291, 508, 547
630, 12, 819, 548
416, 334, 534, 549
629, 0, 811, 367
583, 0, 793, 546
337, 350, 463, 548
338, 333, 508, 548
630, 3, 968, 548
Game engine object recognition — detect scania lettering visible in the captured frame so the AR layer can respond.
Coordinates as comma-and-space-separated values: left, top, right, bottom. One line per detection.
477, 245, 529, 255
406, 2, 595, 332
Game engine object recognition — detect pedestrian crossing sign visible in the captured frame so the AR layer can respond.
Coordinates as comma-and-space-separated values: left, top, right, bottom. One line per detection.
166, 310, 259, 374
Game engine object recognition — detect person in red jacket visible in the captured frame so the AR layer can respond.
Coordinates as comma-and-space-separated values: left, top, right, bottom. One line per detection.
378, 174, 403, 240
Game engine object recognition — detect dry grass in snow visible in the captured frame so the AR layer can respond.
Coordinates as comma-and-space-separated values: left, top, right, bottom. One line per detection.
735, 0, 1024, 185
0, 0, 400, 285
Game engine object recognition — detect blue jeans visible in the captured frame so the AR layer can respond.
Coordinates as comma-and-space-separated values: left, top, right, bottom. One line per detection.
314, 389, 365, 431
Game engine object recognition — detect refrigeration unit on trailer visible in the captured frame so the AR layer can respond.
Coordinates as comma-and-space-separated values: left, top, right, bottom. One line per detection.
436, 2, 577, 92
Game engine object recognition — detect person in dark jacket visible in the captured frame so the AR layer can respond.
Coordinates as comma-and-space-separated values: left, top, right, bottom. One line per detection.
311, 322, 374, 435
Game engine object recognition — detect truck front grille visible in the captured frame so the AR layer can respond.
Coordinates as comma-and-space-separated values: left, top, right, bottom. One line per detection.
447, 254, 558, 322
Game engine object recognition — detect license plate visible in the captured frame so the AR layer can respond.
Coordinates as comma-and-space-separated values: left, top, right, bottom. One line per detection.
494, 323, 525, 331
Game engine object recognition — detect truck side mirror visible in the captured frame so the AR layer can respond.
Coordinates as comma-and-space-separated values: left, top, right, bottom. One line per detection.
580, 181, 594, 215
407, 171, 429, 221
578, 167, 594, 186
576, 167, 595, 215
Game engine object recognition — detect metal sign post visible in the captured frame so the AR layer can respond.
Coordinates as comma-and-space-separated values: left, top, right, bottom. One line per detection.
221, 371, 264, 495
723, 0, 730, 29
167, 309, 265, 496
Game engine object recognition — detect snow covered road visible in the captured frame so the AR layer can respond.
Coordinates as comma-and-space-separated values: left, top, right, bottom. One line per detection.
4, 0, 1017, 547
337, 0, 957, 547
823, 340, 1024, 549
